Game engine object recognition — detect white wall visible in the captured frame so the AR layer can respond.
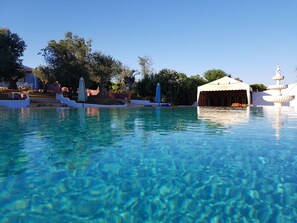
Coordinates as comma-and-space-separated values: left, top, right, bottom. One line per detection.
287, 83, 297, 107
0, 97, 30, 108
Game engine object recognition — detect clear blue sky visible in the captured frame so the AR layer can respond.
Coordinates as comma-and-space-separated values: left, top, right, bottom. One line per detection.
1, 0, 297, 85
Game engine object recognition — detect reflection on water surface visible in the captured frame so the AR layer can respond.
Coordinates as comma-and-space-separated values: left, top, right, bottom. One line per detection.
0, 107, 296, 222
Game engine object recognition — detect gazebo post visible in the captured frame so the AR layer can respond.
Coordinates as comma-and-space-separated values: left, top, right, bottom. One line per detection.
246, 88, 251, 106
197, 87, 200, 106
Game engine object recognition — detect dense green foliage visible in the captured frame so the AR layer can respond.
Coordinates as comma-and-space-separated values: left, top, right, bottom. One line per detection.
184, 75, 207, 104
250, 83, 267, 92
109, 66, 139, 93
89, 51, 122, 95
40, 32, 92, 92
154, 69, 187, 104
134, 69, 207, 105
0, 28, 26, 89
33, 66, 55, 91
203, 69, 229, 82
40, 32, 123, 93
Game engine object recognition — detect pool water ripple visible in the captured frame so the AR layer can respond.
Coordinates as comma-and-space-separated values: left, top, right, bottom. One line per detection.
0, 107, 296, 222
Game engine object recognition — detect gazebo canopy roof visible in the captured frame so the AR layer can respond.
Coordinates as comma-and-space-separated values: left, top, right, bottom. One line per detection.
198, 76, 252, 92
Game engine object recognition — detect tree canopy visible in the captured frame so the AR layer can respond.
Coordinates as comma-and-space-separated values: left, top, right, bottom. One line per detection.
33, 65, 55, 91
40, 32, 92, 92
0, 28, 26, 89
134, 68, 206, 105
40, 32, 123, 94
138, 56, 153, 78
88, 51, 122, 95
184, 75, 207, 104
250, 83, 267, 92
154, 69, 187, 104
203, 69, 230, 82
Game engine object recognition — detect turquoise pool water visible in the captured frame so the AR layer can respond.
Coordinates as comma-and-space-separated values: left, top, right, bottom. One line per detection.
0, 107, 296, 222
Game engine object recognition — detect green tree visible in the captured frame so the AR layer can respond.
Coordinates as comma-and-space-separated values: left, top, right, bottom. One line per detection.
40, 32, 91, 93
138, 56, 153, 78
183, 75, 207, 104
154, 69, 187, 105
33, 65, 56, 92
135, 74, 154, 99
250, 83, 267, 92
0, 28, 26, 89
134, 71, 207, 105
89, 51, 122, 95
203, 69, 229, 82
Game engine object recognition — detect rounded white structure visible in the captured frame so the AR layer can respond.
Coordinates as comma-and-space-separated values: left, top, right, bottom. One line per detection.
263, 66, 295, 107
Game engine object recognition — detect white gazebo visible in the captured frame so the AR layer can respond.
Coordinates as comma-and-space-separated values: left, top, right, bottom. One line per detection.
197, 76, 252, 106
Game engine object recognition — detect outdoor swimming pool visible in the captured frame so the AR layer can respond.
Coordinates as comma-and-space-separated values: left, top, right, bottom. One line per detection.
0, 107, 296, 222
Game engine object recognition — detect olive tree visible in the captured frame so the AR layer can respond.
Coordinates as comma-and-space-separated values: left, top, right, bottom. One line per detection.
40, 32, 91, 93
88, 51, 122, 95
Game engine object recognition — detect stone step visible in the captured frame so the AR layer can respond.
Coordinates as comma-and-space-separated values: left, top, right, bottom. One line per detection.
30, 103, 67, 107
30, 103, 67, 108
31, 100, 60, 103
30, 98, 57, 101
30, 97, 67, 107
